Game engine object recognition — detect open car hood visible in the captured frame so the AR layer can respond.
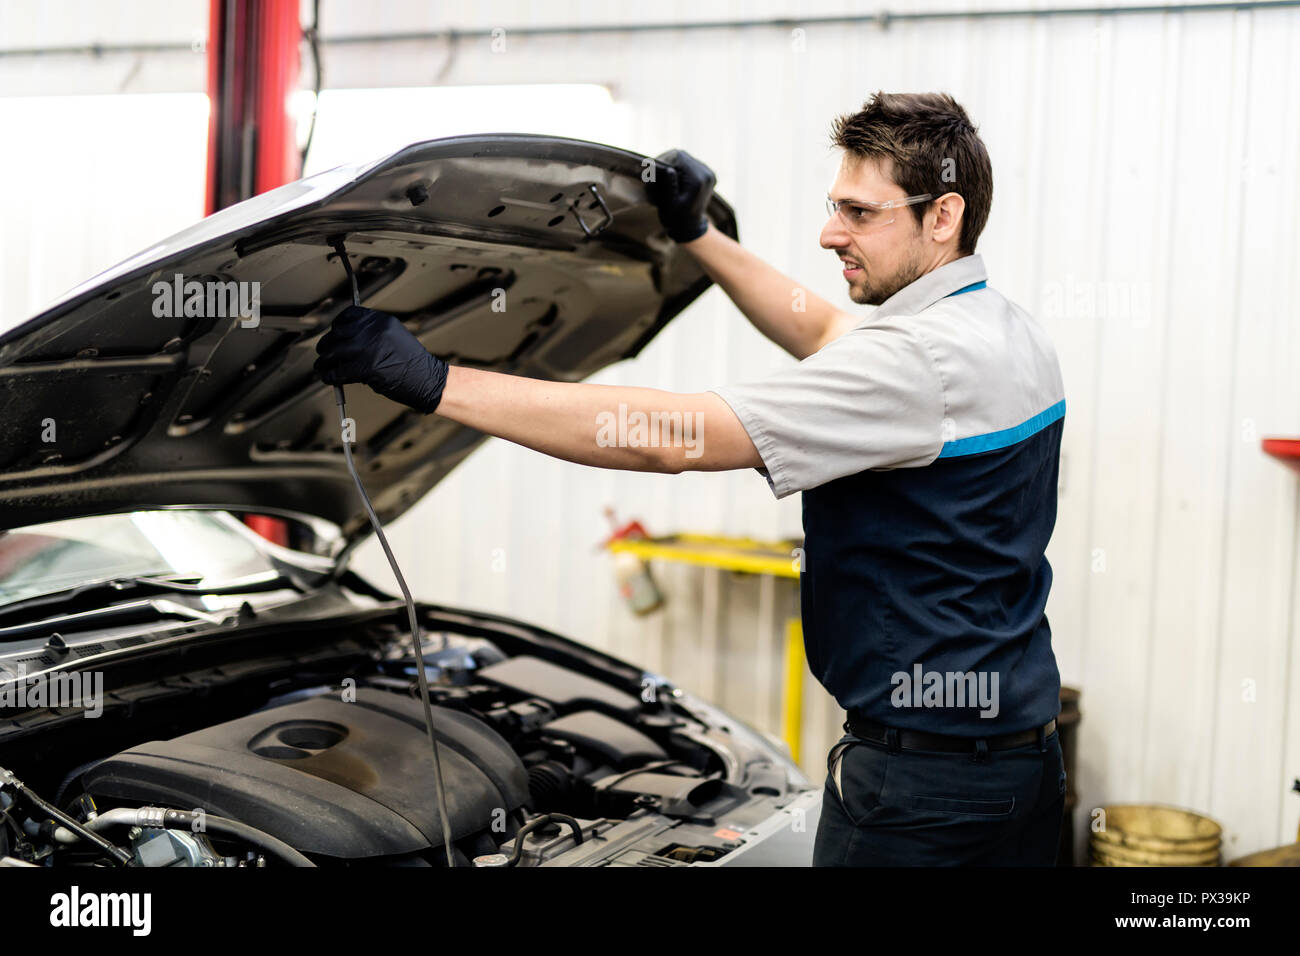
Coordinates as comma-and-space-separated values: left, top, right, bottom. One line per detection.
0, 134, 736, 543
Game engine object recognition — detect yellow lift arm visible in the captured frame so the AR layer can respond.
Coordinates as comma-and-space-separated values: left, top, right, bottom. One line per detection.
606, 533, 807, 762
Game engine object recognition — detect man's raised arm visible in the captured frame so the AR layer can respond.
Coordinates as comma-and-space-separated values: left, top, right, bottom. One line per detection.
649, 149, 853, 360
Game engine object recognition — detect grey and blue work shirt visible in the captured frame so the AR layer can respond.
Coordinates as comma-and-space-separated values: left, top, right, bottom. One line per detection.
711, 254, 1065, 736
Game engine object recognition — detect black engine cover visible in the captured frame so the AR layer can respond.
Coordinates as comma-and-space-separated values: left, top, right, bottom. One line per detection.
79, 689, 529, 860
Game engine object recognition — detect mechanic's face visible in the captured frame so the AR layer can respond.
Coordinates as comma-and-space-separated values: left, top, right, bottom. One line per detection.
820, 154, 930, 307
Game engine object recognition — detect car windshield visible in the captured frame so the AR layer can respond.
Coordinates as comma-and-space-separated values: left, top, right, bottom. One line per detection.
0, 510, 328, 608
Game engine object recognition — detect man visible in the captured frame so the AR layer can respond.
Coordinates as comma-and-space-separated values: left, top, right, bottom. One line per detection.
316, 91, 1067, 866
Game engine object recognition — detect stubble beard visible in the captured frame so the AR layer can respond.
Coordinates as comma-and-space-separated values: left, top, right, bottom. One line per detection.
849, 247, 927, 307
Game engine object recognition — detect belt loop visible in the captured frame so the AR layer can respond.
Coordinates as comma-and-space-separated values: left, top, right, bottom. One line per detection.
1037, 725, 1047, 752
885, 728, 901, 754
973, 738, 989, 763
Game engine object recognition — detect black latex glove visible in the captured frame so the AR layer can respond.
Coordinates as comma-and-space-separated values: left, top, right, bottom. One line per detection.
646, 148, 716, 243
314, 305, 448, 414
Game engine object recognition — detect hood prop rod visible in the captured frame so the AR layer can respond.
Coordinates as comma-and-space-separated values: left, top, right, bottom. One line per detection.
326, 236, 457, 869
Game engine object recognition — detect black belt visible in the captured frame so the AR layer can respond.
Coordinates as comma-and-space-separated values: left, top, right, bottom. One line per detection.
845, 711, 1057, 754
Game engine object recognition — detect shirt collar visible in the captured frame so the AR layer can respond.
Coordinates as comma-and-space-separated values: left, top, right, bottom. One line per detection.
872, 253, 988, 318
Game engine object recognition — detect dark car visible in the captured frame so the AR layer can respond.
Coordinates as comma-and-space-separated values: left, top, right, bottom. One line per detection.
0, 135, 819, 867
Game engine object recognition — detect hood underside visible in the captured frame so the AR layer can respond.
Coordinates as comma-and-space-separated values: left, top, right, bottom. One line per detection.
0, 134, 736, 541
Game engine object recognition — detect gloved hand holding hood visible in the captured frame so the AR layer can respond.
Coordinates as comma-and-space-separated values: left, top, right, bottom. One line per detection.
314, 305, 449, 414
646, 149, 717, 243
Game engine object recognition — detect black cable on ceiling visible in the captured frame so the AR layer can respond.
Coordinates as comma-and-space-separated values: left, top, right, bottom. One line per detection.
2, 1, 1297, 59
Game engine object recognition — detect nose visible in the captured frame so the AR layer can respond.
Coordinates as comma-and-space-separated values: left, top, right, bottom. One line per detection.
820, 214, 850, 251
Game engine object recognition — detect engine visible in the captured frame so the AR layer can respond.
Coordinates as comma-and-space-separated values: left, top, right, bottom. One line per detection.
76, 689, 530, 864
0, 619, 811, 868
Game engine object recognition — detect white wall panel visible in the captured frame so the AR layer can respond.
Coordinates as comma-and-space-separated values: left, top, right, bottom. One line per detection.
347, 2, 1300, 858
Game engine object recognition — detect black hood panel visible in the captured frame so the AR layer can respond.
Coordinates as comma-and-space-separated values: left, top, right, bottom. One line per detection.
0, 135, 736, 539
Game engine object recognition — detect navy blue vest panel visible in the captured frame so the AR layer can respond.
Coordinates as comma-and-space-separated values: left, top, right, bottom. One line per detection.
799, 416, 1064, 735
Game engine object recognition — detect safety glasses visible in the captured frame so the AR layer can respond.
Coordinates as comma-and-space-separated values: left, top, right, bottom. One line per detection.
825, 193, 935, 234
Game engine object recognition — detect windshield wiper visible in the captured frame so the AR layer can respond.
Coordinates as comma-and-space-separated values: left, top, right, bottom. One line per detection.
0, 597, 235, 644
0, 570, 301, 629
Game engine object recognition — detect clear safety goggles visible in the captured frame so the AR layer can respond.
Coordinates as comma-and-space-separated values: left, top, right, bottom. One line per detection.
825, 193, 935, 234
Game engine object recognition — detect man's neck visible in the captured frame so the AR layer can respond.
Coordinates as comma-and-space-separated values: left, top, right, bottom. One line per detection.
925, 248, 966, 274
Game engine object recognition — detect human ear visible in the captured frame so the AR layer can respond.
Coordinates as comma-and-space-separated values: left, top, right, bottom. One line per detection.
930, 192, 965, 245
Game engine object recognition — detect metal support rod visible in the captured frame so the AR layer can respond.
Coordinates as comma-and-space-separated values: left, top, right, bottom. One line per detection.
326, 237, 457, 869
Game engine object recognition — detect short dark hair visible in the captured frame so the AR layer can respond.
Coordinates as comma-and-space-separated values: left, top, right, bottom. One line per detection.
830, 92, 993, 254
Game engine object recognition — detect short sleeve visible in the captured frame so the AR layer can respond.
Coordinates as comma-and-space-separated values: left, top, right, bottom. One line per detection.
709, 322, 946, 499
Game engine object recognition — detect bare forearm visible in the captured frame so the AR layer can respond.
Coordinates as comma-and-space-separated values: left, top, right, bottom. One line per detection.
435, 366, 760, 473
685, 224, 848, 359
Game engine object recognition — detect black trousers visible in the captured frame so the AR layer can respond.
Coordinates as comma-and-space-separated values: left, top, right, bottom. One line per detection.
813, 726, 1066, 866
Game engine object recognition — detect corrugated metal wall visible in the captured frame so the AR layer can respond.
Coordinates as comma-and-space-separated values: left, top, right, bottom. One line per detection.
3, 0, 1299, 859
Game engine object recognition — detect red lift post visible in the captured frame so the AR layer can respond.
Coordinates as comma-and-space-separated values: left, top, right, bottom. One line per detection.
205, 0, 302, 546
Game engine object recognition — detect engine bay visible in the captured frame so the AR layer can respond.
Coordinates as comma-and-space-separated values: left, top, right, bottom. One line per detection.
0, 598, 814, 867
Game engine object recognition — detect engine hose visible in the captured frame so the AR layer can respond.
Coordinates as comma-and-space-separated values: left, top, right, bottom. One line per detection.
57, 807, 316, 867
0, 766, 131, 866
594, 759, 691, 792
506, 813, 585, 867
153, 810, 315, 868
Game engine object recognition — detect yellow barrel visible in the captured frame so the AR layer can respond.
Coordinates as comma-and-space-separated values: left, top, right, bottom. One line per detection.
1090, 804, 1222, 866
1227, 842, 1300, 867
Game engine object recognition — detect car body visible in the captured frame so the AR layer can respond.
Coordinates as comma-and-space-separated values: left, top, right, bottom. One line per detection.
0, 134, 819, 868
